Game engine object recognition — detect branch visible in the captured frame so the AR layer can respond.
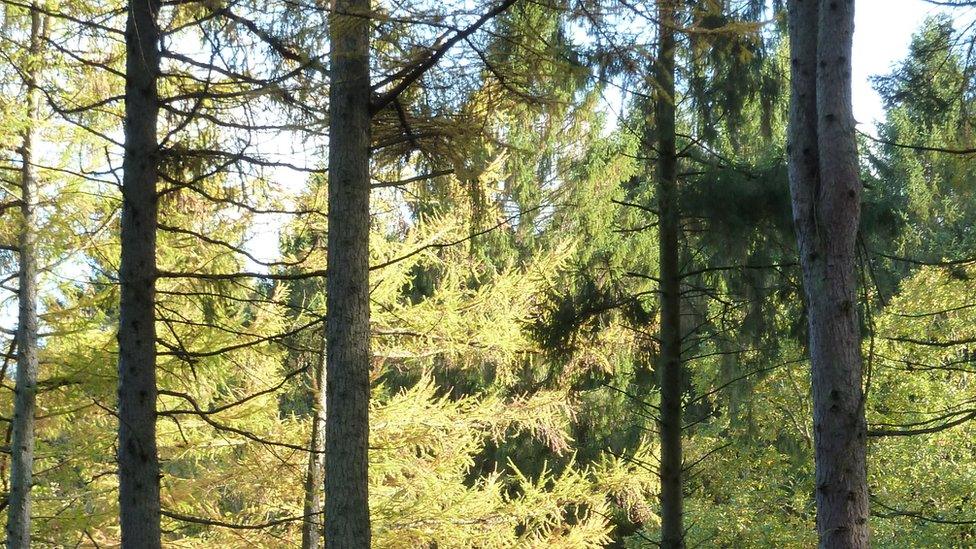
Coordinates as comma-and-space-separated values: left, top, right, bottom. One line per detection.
372, 169, 454, 189
868, 410, 976, 437
369, 0, 518, 115
860, 129, 976, 156
163, 509, 321, 530
872, 498, 976, 525
215, 6, 328, 74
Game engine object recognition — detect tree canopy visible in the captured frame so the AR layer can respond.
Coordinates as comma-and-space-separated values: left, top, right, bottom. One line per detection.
0, 0, 974, 547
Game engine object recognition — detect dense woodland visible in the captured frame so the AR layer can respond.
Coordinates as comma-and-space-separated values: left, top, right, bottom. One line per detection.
0, 0, 973, 547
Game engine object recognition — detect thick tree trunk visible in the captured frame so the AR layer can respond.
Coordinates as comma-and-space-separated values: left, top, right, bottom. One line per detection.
786, 1, 870, 547
655, 1, 683, 547
117, 0, 162, 547
301, 339, 327, 549
6, 6, 42, 547
325, 0, 372, 544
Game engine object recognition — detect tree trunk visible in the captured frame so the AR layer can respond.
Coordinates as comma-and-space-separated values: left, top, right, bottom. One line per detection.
786, 1, 869, 547
655, 1, 683, 547
301, 338, 327, 549
6, 5, 42, 547
325, 0, 372, 543
117, 0, 162, 546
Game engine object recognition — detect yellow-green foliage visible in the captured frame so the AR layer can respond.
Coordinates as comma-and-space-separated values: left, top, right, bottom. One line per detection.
868, 266, 976, 547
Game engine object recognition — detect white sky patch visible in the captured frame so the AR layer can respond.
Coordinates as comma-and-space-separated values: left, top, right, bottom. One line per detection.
852, 0, 958, 134
240, 131, 319, 272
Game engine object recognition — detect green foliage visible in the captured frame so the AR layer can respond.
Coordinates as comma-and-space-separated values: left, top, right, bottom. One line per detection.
2, 1, 976, 547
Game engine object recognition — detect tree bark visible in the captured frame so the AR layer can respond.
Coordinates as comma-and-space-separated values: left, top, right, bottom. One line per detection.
6, 5, 42, 547
301, 338, 327, 549
325, 0, 372, 543
655, 1, 683, 547
117, 0, 162, 546
786, 1, 870, 547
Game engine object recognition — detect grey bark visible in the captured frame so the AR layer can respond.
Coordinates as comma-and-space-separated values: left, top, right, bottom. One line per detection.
6, 5, 42, 547
325, 0, 372, 544
301, 339, 327, 549
786, 1, 870, 547
117, 0, 163, 546
655, 1, 683, 547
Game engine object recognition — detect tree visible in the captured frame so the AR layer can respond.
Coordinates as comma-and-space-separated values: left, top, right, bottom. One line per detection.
324, 0, 373, 543
301, 340, 326, 549
6, 4, 41, 547
117, 0, 163, 545
786, 1, 870, 546
652, 1, 683, 547
5, 1, 976, 546
323, 0, 518, 541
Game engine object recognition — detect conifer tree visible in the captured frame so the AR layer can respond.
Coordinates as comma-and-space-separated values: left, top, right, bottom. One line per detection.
6, 4, 41, 547
652, 1, 684, 546
325, 0, 373, 543
0, 1, 974, 547
786, 1, 870, 546
117, 0, 162, 545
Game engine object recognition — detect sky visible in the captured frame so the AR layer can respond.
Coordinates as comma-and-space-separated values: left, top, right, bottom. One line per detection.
853, 0, 966, 132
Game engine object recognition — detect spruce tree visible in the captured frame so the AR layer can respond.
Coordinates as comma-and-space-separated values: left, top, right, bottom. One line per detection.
786, 1, 870, 546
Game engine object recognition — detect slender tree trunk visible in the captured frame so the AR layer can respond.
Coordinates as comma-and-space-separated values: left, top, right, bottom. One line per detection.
301, 338, 327, 549
117, 0, 162, 546
786, 1, 869, 547
655, 1, 683, 547
6, 6, 42, 547
325, 0, 372, 543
